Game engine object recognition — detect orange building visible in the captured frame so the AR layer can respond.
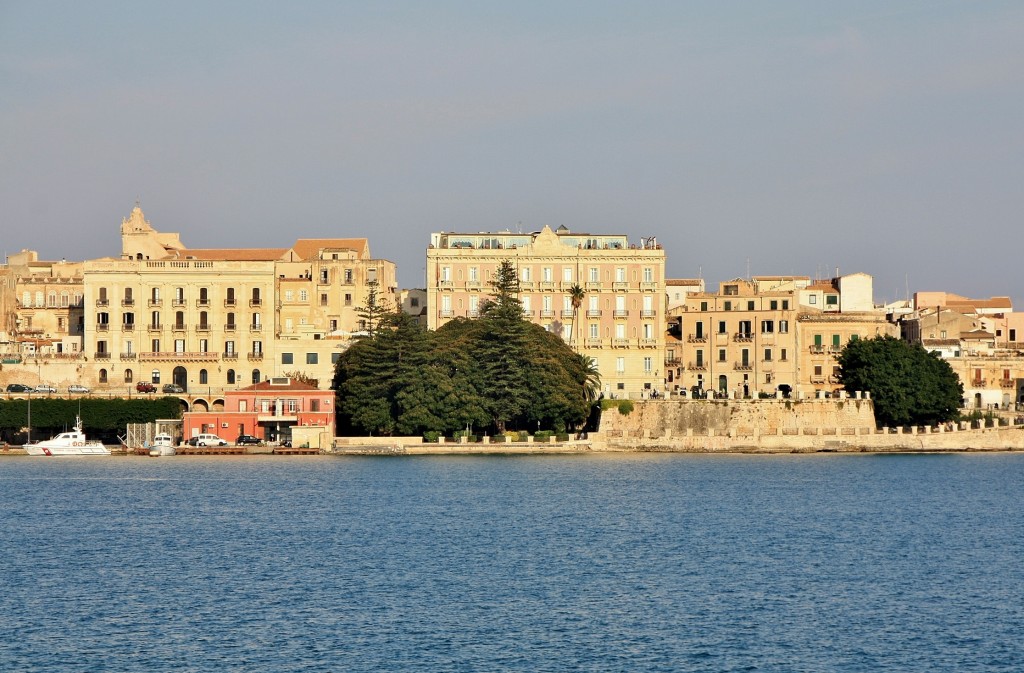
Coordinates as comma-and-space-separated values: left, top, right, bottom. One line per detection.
182, 377, 335, 443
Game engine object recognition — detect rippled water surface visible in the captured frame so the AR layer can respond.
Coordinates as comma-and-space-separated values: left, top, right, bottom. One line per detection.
1, 453, 1023, 672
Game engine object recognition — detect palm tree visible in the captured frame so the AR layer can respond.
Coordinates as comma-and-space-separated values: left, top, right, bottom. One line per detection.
574, 353, 601, 404
568, 283, 585, 347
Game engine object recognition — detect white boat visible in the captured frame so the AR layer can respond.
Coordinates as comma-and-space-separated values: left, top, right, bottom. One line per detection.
149, 433, 176, 457
23, 415, 111, 456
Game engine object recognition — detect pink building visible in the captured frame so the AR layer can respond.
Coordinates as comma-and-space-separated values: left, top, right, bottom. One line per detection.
182, 377, 334, 443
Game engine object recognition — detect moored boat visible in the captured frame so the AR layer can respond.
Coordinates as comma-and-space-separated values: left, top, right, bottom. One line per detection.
23, 416, 111, 456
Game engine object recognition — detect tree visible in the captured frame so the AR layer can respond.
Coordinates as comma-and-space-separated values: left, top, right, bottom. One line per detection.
568, 283, 585, 347
838, 335, 964, 428
355, 279, 392, 338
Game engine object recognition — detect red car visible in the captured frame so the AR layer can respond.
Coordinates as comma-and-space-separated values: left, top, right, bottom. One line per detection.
136, 382, 157, 393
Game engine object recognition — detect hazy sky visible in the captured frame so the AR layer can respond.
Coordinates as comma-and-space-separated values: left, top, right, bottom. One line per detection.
2, 1, 1022, 305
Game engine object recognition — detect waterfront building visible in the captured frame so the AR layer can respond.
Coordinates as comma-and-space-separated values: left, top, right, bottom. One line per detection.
900, 292, 1024, 409
0, 205, 396, 404
181, 376, 335, 443
426, 225, 666, 398
669, 273, 895, 398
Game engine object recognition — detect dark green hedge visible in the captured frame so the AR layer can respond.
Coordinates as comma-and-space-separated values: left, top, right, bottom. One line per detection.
1, 397, 182, 444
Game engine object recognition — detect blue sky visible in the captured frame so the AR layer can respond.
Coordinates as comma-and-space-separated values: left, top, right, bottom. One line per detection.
2, 1, 1022, 305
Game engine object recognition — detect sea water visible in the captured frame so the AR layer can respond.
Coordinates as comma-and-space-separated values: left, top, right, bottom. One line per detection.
1, 453, 1022, 672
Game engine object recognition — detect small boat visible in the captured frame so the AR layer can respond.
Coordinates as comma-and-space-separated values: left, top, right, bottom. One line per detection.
149, 433, 176, 457
23, 415, 111, 456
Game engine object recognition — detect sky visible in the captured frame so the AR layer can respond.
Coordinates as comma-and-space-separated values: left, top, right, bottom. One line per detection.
2, 1, 1023, 306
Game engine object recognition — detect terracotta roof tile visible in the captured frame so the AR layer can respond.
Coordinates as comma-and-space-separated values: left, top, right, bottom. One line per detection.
291, 238, 369, 260
181, 248, 289, 261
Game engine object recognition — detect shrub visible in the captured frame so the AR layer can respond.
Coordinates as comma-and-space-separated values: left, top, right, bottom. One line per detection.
492, 434, 506, 443
534, 430, 552, 442
617, 400, 634, 415
423, 431, 440, 443
556, 433, 570, 442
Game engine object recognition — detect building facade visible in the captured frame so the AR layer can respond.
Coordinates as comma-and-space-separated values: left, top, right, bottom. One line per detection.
426, 225, 665, 398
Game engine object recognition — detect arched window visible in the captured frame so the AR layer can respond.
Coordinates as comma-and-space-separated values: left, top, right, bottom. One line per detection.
99, 369, 108, 384
124, 368, 133, 383
151, 369, 161, 384
251, 369, 260, 384
47, 292, 57, 307
226, 369, 236, 385
199, 369, 208, 385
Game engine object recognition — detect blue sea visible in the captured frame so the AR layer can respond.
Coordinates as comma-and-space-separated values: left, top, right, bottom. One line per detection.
1, 453, 1022, 672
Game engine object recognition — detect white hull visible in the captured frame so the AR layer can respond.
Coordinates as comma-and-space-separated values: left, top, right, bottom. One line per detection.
23, 415, 111, 456
24, 443, 111, 456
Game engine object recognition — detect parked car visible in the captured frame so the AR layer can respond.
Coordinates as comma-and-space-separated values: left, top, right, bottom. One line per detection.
235, 434, 261, 445
34, 384, 57, 393
189, 434, 227, 447
136, 382, 157, 393
162, 383, 184, 393
6, 383, 33, 393
68, 384, 91, 394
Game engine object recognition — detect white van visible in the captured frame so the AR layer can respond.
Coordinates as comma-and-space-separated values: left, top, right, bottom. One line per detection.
190, 433, 227, 447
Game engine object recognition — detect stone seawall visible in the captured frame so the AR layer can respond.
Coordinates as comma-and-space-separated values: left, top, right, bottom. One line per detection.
596, 399, 1024, 452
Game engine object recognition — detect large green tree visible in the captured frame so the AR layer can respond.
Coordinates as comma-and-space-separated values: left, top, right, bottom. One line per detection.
838, 335, 964, 427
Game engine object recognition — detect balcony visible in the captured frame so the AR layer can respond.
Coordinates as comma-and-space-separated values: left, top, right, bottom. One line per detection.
972, 379, 986, 387
172, 323, 187, 332
735, 362, 753, 371
148, 323, 162, 332
811, 375, 826, 384
613, 310, 629, 318
585, 338, 604, 348
94, 351, 111, 360
224, 298, 237, 307
561, 309, 575, 319
586, 309, 602, 318
613, 338, 631, 348
689, 362, 706, 371
640, 282, 657, 292
1000, 379, 1017, 388
249, 298, 262, 307
666, 356, 681, 365
148, 299, 162, 307
223, 351, 238, 360
95, 323, 109, 332
809, 345, 825, 354
439, 309, 454, 318
641, 310, 656, 318
121, 299, 135, 307
540, 310, 555, 318
224, 323, 237, 332
120, 352, 137, 360
139, 352, 220, 362
640, 339, 659, 348
467, 309, 479, 318
687, 334, 707, 343
196, 323, 211, 332
519, 280, 535, 291
248, 352, 264, 362
95, 299, 109, 307
585, 281, 602, 291
467, 280, 482, 290
439, 280, 454, 289
250, 323, 262, 332
539, 281, 556, 291
172, 299, 186, 307
121, 323, 135, 332
734, 333, 753, 342
196, 299, 210, 307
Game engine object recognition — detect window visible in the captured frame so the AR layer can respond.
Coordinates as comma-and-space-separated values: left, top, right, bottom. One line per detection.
832, 334, 841, 347
563, 267, 572, 282
345, 293, 352, 306
542, 267, 552, 282
522, 296, 531, 313
151, 338, 160, 352
199, 339, 208, 353
764, 348, 772, 361
826, 295, 838, 306
589, 324, 599, 339
770, 300, 778, 310
589, 296, 599, 311
724, 301, 731, 311
643, 267, 653, 283
199, 369, 208, 385
174, 287, 184, 303
747, 301, 755, 310
226, 369, 236, 385
615, 323, 626, 339
779, 320, 789, 333
717, 321, 726, 334
643, 323, 653, 339
780, 348, 788, 361
151, 370, 161, 384
700, 301, 708, 311
99, 369, 107, 384
615, 267, 626, 282
174, 339, 185, 353
344, 269, 353, 284
695, 350, 704, 366
718, 349, 726, 362
782, 300, 789, 310
285, 290, 294, 302
616, 357, 625, 373
124, 369, 133, 383
809, 295, 817, 305
320, 269, 329, 284
311, 399, 320, 412
306, 353, 318, 365
521, 267, 531, 282
320, 293, 328, 306
762, 320, 774, 333
644, 357, 653, 373
589, 267, 599, 282
814, 365, 823, 376
252, 341, 262, 355
299, 290, 308, 302
282, 353, 294, 365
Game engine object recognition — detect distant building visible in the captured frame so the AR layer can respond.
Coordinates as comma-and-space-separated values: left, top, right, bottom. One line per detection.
426, 225, 665, 398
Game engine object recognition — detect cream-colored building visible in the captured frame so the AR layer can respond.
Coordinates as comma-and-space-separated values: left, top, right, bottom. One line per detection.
1, 205, 395, 398
426, 225, 665, 398
668, 273, 896, 398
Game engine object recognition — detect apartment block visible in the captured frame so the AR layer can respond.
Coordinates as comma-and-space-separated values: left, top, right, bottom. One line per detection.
426, 225, 665, 398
